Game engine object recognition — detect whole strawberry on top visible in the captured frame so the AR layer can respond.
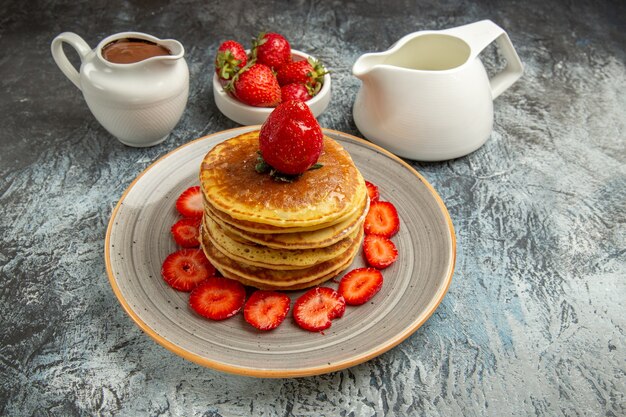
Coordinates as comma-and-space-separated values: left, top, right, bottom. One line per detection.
215, 40, 247, 81
226, 63, 281, 107
252, 32, 291, 69
258, 100, 323, 175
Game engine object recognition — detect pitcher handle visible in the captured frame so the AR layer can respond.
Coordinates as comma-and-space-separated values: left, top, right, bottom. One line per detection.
442, 20, 524, 99
51, 32, 92, 90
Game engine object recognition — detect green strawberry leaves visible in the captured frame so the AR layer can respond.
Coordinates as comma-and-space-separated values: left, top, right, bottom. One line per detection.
255, 151, 322, 183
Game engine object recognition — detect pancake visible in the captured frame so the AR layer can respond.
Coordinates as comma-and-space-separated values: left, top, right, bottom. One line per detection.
202, 214, 359, 270
219, 255, 358, 291
203, 194, 364, 234
205, 194, 369, 249
200, 226, 364, 290
199, 131, 366, 228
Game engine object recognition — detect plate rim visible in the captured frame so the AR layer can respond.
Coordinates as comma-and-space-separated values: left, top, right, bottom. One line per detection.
104, 125, 456, 378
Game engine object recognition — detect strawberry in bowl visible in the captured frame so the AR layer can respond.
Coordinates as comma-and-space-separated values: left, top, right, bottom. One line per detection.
212, 33, 331, 125
251, 32, 292, 70
215, 40, 247, 81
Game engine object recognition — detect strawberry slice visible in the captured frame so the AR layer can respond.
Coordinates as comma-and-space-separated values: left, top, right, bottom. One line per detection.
338, 268, 383, 305
293, 287, 346, 332
189, 277, 246, 320
161, 249, 216, 292
244, 290, 291, 331
171, 218, 201, 248
365, 180, 380, 203
364, 201, 400, 237
363, 234, 398, 269
175, 186, 203, 218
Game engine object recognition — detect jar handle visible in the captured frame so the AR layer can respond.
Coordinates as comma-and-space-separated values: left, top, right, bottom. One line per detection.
51, 32, 92, 90
443, 20, 524, 99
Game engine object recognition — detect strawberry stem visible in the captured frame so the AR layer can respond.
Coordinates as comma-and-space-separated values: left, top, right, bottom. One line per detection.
216, 50, 243, 80
250, 32, 268, 60
224, 58, 257, 93
254, 151, 323, 182
255, 152, 271, 173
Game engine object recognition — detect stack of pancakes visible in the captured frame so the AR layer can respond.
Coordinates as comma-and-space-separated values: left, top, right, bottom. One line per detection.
198, 130, 368, 290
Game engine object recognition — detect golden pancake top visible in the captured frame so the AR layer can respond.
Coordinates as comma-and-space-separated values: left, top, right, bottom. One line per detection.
199, 131, 366, 228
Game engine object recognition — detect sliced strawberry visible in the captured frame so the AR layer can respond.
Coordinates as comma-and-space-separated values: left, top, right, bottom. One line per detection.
244, 290, 291, 331
364, 201, 400, 237
365, 180, 380, 203
293, 287, 345, 332
175, 186, 203, 218
171, 218, 201, 248
189, 277, 246, 320
161, 249, 216, 292
338, 268, 383, 305
363, 234, 398, 269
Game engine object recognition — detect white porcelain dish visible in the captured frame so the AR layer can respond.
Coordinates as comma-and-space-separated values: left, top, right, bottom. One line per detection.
213, 50, 331, 125
105, 126, 456, 378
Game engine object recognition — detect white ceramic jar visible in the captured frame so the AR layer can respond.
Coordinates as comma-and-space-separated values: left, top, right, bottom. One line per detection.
352, 20, 523, 161
51, 31, 189, 147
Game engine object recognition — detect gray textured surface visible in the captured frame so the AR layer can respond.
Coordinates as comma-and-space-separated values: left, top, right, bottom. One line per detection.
1, 0, 624, 415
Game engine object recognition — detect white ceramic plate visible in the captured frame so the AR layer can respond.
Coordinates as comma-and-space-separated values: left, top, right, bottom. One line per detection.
105, 126, 455, 378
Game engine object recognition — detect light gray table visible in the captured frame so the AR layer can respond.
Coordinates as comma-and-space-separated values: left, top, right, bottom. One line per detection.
1, 0, 624, 415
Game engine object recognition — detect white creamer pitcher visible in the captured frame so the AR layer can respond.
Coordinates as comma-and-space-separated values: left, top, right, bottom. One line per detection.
51, 32, 189, 147
352, 20, 523, 161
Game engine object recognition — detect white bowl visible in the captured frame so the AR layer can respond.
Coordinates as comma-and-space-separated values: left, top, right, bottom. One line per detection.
213, 49, 331, 125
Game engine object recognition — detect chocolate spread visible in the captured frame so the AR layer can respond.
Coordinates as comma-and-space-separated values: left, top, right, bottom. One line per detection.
102, 38, 171, 64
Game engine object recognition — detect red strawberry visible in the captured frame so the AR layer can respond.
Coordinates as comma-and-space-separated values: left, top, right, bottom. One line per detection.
161, 249, 216, 292
215, 40, 247, 81
276, 58, 327, 92
259, 100, 323, 175
365, 181, 380, 203
244, 290, 291, 331
280, 83, 312, 102
293, 287, 346, 332
363, 234, 398, 269
227, 63, 281, 107
175, 186, 203, 219
252, 32, 291, 69
189, 277, 246, 320
338, 267, 383, 305
171, 218, 200, 248
364, 201, 400, 237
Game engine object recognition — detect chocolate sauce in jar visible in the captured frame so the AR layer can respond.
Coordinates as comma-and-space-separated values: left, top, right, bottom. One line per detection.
102, 38, 171, 64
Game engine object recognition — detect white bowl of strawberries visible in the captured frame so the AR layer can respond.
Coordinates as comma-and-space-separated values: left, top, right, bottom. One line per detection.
212, 33, 331, 125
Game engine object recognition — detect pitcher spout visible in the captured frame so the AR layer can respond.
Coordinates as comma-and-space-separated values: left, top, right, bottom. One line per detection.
158, 39, 185, 62
352, 52, 387, 79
